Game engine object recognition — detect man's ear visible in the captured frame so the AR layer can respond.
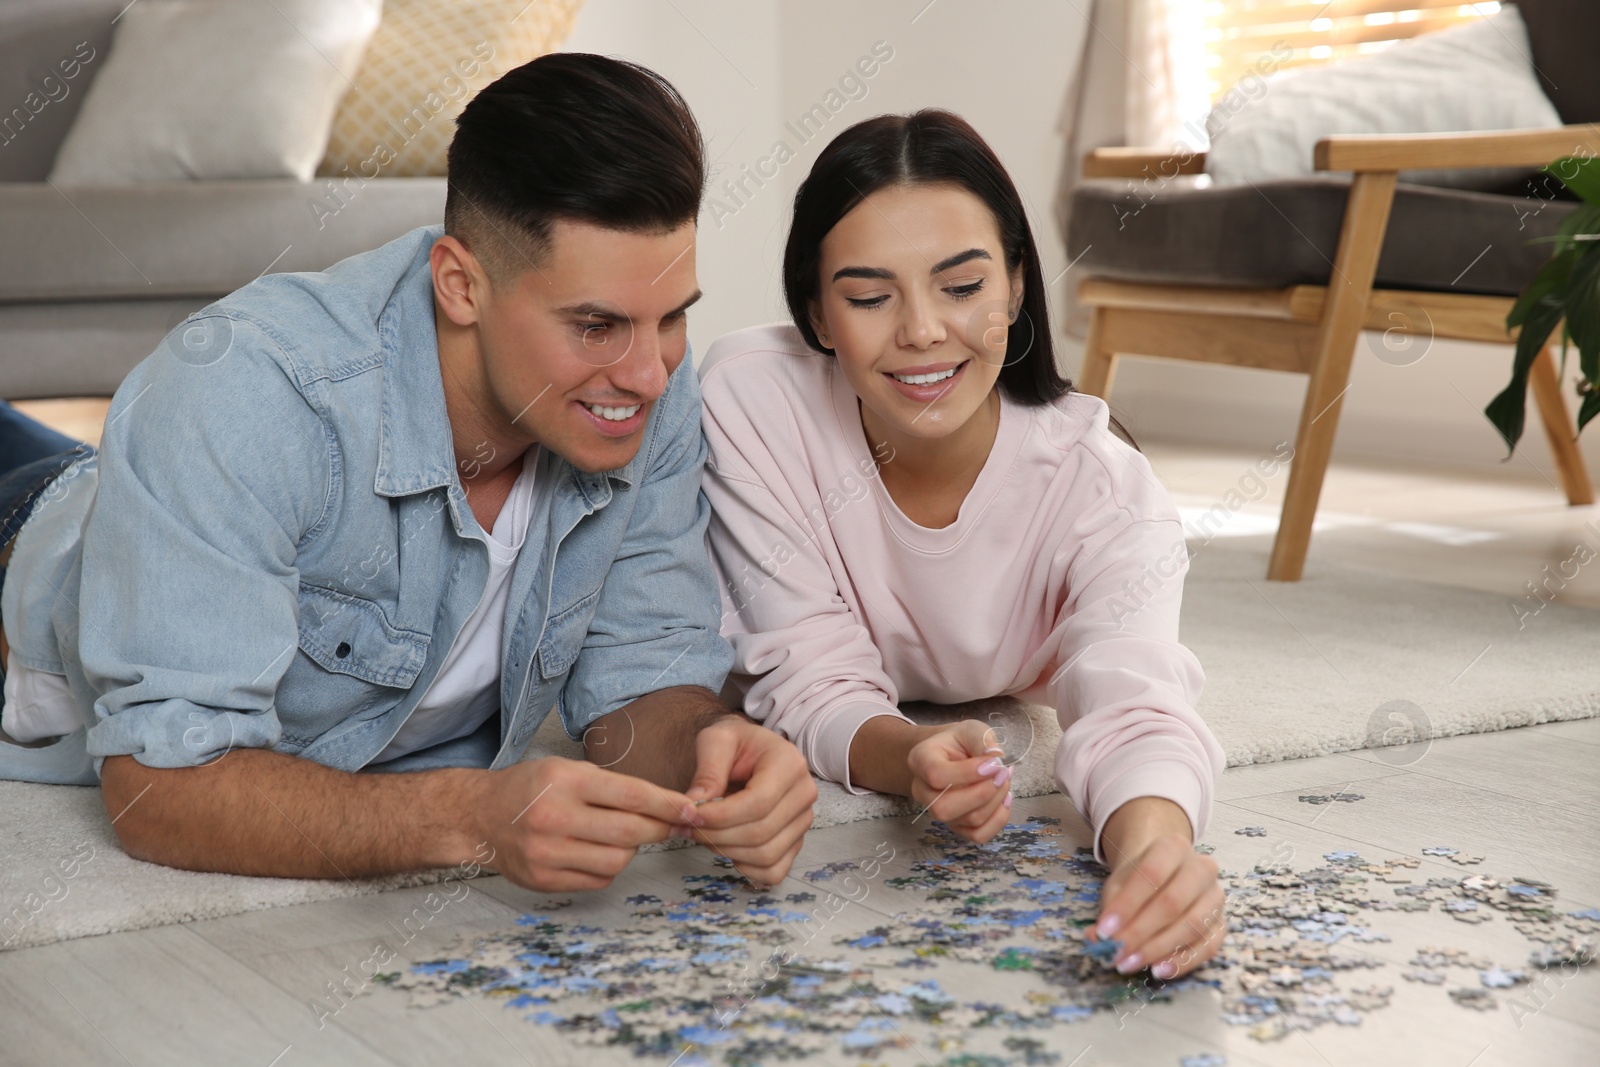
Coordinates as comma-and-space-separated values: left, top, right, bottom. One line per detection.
430, 236, 490, 327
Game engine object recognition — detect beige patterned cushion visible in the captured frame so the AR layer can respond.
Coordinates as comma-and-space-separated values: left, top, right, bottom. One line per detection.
318, 0, 583, 178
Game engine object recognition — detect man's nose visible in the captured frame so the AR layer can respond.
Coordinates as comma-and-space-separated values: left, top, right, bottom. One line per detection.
608, 327, 669, 401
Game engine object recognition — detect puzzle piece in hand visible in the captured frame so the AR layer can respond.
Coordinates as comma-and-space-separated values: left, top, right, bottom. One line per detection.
1082, 937, 1121, 966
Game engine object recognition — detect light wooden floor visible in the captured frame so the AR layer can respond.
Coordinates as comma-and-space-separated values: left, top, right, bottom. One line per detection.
9, 397, 111, 450
1143, 437, 1600, 611
2, 406, 1596, 1065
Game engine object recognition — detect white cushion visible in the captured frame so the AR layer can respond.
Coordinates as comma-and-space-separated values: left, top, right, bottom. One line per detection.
1205, 6, 1562, 190
48, 0, 381, 183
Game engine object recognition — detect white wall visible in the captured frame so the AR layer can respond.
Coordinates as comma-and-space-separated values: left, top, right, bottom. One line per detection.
562, 0, 785, 355
563, 0, 1087, 360
565, 1, 1600, 486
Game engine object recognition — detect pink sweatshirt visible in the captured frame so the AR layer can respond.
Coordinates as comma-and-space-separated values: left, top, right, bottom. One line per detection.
699, 324, 1225, 862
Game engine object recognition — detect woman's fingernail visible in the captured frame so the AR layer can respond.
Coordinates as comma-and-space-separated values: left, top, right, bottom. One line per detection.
670, 825, 694, 840
680, 806, 706, 827
976, 758, 1003, 776
1003, 791, 1013, 809
983, 746, 1005, 755
1097, 914, 1121, 938
1151, 959, 1177, 979
993, 765, 1014, 789
1115, 952, 1143, 974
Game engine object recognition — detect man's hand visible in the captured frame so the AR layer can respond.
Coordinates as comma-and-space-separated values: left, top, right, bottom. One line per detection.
1089, 796, 1224, 979
682, 717, 817, 886
467, 757, 700, 893
906, 719, 1012, 844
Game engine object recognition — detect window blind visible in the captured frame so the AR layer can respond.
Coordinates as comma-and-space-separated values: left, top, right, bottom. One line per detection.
1204, 0, 1503, 100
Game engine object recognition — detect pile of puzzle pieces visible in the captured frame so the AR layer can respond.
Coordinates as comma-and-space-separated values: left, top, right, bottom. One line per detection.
378, 818, 1597, 1065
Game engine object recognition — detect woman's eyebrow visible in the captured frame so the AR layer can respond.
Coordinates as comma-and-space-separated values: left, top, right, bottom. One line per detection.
831, 247, 992, 284
930, 248, 990, 275
832, 265, 894, 282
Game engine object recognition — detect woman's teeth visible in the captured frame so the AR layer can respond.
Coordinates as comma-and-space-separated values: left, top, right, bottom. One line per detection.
891, 367, 957, 386
585, 402, 641, 421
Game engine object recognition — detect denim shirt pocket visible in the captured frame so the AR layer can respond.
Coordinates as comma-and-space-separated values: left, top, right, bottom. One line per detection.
536, 587, 602, 681
297, 583, 430, 688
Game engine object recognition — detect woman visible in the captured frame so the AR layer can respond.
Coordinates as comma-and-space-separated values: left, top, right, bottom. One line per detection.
700, 111, 1227, 978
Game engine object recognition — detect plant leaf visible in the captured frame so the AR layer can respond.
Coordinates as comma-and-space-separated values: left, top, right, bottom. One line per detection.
1565, 244, 1600, 387
1507, 247, 1576, 332
1545, 156, 1600, 206
1578, 387, 1600, 435
1555, 202, 1600, 246
1487, 303, 1567, 454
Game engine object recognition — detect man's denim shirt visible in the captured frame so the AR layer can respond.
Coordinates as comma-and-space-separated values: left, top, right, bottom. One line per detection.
0, 224, 733, 786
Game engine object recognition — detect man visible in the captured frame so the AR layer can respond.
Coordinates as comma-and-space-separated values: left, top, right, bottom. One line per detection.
0, 54, 816, 891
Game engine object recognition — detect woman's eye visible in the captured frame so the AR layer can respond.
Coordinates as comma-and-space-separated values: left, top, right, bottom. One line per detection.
946, 281, 984, 300
845, 295, 889, 310
577, 321, 608, 335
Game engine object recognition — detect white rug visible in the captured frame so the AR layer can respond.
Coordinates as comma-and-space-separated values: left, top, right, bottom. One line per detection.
3, 541, 1596, 951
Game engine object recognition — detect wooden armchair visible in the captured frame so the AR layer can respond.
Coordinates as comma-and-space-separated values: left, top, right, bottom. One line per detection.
1069, 126, 1600, 581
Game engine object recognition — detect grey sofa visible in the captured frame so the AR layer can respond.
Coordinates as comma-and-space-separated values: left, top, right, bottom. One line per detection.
0, 0, 447, 400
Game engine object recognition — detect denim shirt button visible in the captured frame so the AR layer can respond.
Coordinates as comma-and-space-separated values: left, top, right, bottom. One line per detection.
335, 641, 352, 658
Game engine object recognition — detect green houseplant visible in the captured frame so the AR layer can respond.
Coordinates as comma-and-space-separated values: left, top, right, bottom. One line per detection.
1487, 156, 1600, 453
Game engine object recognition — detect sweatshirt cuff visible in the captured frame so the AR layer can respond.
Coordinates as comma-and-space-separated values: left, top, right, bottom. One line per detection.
1082, 758, 1210, 868
795, 700, 909, 795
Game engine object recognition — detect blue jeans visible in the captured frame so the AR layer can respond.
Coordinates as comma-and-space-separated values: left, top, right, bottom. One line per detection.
0, 401, 93, 714
0, 401, 93, 559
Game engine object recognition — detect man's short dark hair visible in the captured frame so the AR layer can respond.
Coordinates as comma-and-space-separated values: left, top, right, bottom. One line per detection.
444, 53, 705, 287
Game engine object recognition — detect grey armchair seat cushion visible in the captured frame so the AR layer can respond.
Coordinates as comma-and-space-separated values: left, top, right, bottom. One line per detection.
1065, 176, 1575, 297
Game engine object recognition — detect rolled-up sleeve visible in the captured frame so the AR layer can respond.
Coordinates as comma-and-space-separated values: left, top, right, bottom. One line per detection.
77, 316, 330, 773
558, 359, 734, 737
1048, 516, 1225, 866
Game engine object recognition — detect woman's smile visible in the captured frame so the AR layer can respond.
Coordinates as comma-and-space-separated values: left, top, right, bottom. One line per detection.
881, 357, 970, 403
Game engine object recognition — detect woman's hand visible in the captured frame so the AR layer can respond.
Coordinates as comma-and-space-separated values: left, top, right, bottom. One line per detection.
846, 716, 1014, 842
905, 719, 1013, 843
1089, 796, 1225, 979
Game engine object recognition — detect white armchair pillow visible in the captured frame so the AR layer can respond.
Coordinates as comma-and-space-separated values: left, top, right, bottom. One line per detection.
1205, 6, 1563, 190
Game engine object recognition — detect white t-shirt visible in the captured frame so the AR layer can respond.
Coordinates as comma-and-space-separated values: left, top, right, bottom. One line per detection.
0, 448, 544, 760
1, 652, 78, 743
374, 447, 541, 761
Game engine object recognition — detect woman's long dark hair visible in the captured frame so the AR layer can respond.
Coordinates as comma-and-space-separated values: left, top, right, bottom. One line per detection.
783, 111, 1136, 449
